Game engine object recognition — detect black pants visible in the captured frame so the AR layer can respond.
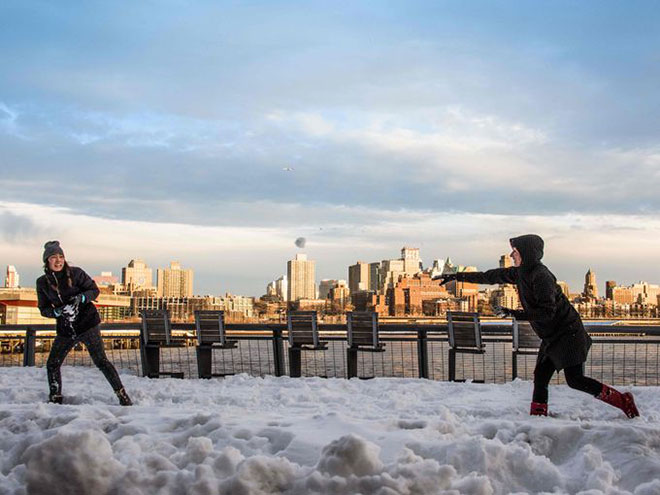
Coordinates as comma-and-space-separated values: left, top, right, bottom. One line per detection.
532, 356, 602, 404
47, 325, 124, 395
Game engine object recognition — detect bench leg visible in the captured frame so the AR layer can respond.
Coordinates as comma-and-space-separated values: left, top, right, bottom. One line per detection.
141, 345, 160, 378
448, 349, 456, 382
347, 347, 358, 379
196, 345, 213, 379
512, 351, 518, 381
289, 347, 302, 377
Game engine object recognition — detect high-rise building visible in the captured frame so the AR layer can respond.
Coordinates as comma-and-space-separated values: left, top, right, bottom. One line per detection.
348, 261, 370, 294
557, 281, 571, 298
275, 276, 287, 301
329, 280, 350, 307
606, 281, 616, 300
401, 247, 422, 274
122, 259, 153, 292
379, 258, 405, 292
584, 269, 599, 299
429, 259, 444, 279
611, 281, 660, 305
499, 255, 512, 269
318, 279, 338, 299
368, 262, 380, 292
287, 254, 315, 301
4, 265, 19, 288
157, 261, 194, 298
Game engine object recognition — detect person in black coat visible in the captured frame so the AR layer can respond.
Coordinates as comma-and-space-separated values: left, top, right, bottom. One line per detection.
435, 234, 639, 418
36, 241, 132, 406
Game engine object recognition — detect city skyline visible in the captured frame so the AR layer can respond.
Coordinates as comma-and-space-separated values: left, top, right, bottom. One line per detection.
2, 2, 660, 295
3, 249, 660, 299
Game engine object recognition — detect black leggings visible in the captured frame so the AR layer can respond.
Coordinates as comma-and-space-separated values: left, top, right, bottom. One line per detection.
47, 325, 124, 394
533, 356, 602, 404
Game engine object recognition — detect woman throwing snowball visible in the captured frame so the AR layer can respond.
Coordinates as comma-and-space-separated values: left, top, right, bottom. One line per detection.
36, 240, 132, 406
435, 234, 638, 418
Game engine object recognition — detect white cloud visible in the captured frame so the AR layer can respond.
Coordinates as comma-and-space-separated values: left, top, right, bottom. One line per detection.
3, 200, 660, 295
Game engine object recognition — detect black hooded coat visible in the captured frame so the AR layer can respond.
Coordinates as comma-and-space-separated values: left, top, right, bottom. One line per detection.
37, 266, 101, 337
454, 234, 592, 371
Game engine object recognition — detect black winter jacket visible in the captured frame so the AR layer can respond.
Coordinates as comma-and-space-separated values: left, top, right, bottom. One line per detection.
454, 234, 591, 370
36, 266, 101, 337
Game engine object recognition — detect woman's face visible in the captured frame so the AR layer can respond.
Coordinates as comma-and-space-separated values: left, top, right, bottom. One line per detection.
48, 254, 65, 272
510, 247, 522, 267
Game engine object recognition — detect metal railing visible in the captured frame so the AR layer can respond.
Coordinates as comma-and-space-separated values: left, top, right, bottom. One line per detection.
1, 323, 660, 385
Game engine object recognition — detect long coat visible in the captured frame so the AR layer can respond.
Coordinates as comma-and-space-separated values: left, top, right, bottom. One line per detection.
455, 234, 591, 370
37, 266, 101, 337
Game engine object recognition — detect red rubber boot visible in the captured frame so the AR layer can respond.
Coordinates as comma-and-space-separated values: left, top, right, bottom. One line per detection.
597, 384, 639, 418
530, 402, 548, 416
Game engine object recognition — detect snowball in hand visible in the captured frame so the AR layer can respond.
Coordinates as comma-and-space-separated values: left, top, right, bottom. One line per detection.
295, 237, 306, 248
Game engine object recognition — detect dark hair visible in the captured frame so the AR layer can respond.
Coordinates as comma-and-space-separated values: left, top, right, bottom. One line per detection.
44, 260, 73, 288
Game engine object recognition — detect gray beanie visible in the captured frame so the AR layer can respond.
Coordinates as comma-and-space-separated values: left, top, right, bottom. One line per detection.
43, 240, 65, 263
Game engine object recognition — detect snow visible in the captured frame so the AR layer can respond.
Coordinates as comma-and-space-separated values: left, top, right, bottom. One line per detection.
1, 367, 659, 495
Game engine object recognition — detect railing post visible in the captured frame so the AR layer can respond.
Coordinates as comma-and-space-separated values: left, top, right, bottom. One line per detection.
271, 328, 285, 377
417, 328, 429, 379
23, 327, 36, 367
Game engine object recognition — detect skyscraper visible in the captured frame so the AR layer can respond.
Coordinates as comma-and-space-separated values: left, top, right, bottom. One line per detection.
4, 265, 19, 288
348, 261, 370, 294
287, 254, 315, 301
157, 261, 194, 298
122, 259, 153, 292
318, 279, 338, 300
584, 268, 599, 299
401, 247, 421, 274
606, 281, 616, 300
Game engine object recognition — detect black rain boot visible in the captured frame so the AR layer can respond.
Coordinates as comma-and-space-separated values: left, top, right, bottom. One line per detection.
48, 381, 62, 404
115, 388, 133, 406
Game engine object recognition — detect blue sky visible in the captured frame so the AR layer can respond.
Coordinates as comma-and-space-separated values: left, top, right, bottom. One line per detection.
1, 1, 660, 295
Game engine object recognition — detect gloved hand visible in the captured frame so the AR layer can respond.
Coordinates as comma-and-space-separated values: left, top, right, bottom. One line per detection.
432, 273, 457, 285
492, 304, 514, 318
69, 293, 86, 305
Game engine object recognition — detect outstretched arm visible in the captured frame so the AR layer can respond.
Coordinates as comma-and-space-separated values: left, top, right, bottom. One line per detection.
454, 267, 518, 285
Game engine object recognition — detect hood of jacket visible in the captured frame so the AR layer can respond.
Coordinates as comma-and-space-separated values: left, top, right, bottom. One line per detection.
510, 234, 544, 266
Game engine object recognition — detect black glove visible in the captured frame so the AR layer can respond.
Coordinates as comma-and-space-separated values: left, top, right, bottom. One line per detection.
492, 304, 514, 318
69, 293, 86, 305
432, 273, 457, 285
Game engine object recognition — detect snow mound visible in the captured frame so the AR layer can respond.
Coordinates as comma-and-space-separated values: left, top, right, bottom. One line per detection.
0, 367, 659, 495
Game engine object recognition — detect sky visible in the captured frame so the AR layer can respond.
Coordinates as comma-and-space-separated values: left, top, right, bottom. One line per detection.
1, 0, 660, 296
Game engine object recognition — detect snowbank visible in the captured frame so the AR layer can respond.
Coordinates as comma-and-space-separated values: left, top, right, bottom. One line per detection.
0, 367, 658, 494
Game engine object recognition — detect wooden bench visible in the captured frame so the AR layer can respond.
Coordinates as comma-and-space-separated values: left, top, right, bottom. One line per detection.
139, 309, 184, 379
346, 311, 384, 379
287, 311, 327, 377
512, 318, 541, 380
194, 310, 237, 379
447, 311, 485, 382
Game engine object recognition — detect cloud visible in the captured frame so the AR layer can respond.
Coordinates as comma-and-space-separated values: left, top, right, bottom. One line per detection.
0, 209, 46, 242
2, 200, 660, 296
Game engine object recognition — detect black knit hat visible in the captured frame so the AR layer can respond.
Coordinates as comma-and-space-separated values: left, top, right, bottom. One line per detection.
43, 240, 65, 263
